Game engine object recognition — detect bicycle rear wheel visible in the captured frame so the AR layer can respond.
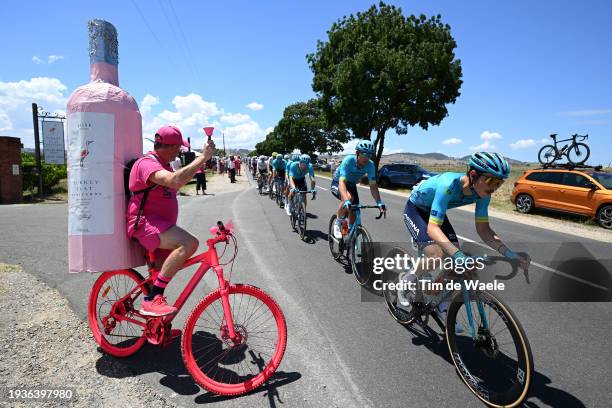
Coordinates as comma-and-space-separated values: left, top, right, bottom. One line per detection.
182, 284, 287, 396
297, 202, 307, 240
88, 269, 149, 357
327, 215, 344, 260
446, 290, 533, 407
566, 142, 590, 165
349, 226, 373, 285
537, 145, 557, 165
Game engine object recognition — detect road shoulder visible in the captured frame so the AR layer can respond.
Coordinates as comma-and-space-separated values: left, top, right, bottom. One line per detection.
0, 263, 180, 408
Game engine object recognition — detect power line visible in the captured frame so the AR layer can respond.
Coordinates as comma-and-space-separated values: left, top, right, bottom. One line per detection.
167, 0, 204, 85
129, 0, 181, 73
156, 0, 199, 83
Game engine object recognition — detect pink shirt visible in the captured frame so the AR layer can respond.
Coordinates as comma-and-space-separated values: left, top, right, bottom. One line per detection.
126, 152, 178, 235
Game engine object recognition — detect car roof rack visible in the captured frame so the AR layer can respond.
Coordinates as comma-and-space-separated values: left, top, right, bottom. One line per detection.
540, 162, 603, 171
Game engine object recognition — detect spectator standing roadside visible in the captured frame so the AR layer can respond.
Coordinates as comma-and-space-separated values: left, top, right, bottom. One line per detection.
228, 155, 236, 183
236, 156, 241, 176
195, 161, 207, 195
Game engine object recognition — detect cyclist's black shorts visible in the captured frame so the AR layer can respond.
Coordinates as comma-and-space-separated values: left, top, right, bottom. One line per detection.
403, 200, 458, 250
258, 169, 268, 176
275, 170, 286, 179
292, 177, 307, 192
331, 177, 360, 205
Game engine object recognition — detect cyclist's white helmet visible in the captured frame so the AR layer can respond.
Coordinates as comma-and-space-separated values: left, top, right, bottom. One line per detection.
259, 155, 266, 160
284, 154, 290, 160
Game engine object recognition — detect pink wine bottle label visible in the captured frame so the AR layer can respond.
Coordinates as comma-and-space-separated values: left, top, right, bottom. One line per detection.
67, 19, 144, 273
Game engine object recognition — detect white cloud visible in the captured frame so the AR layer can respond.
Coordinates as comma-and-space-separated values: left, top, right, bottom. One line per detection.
246, 102, 263, 111
220, 113, 251, 125
559, 108, 612, 117
47, 55, 64, 64
140, 92, 270, 151
442, 137, 463, 145
172, 93, 220, 117
141, 94, 159, 107
510, 139, 536, 149
470, 130, 502, 150
0, 111, 12, 131
32, 56, 43, 64
0, 77, 68, 146
540, 138, 550, 144
222, 121, 270, 149
341, 139, 359, 154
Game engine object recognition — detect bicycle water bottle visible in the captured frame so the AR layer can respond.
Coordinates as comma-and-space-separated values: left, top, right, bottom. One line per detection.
341, 219, 349, 236
66, 20, 144, 272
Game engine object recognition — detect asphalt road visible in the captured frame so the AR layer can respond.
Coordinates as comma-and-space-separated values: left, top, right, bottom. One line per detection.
0, 175, 610, 407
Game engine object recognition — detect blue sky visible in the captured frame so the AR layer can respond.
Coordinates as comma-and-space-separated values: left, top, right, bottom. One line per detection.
1, 0, 611, 165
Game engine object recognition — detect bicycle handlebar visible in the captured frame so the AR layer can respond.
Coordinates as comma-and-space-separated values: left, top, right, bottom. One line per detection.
348, 204, 386, 219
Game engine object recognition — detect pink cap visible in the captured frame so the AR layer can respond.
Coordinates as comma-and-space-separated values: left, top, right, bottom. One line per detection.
155, 125, 190, 147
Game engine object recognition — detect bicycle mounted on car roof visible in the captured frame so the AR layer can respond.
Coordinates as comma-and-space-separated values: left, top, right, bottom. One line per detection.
538, 133, 590, 165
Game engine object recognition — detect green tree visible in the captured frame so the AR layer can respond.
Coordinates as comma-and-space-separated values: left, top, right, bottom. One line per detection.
254, 130, 285, 156
307, 1, 462, 168
275, 99, 349, 156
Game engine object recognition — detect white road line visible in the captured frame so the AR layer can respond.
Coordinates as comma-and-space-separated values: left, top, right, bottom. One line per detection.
316, 185, 328, 191
457, 234, 609, 291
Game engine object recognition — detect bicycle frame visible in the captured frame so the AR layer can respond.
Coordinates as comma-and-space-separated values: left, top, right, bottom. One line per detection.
420, 279, 489, 339
121, 227, 241, 343
551, 134, 587, 153
413, 248, 490, 339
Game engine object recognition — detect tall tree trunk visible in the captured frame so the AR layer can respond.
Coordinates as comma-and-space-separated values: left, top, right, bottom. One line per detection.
373, 128, 387, 171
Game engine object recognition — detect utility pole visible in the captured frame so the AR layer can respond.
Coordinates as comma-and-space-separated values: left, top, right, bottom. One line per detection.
31, 103, 43, 198
222, 132, 226, 156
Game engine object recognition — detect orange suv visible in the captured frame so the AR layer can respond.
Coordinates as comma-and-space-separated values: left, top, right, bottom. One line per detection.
511, 167, 612, 229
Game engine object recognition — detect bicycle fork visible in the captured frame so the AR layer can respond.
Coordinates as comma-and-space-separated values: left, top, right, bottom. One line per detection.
461, 285, 489, 339
210, 259, 242, 345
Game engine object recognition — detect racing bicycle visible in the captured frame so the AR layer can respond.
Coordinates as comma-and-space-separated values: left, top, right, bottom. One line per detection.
538, 133, 590, 165
383, 248, 533, 407
288, 189, 316, 240
328, 204, 385, 285
88, 221, 287, 396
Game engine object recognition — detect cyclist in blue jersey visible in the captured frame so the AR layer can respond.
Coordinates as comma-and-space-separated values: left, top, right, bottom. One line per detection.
286, 154, 316, 215
331, 140, 386, 238
399, 152, 531, 329
272, 153, 287, 204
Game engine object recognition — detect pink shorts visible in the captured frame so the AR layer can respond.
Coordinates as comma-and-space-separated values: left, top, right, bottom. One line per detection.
129, 214, 174, 251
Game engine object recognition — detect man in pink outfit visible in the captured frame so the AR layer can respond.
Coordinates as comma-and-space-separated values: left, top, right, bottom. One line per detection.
127, 125, 215, 316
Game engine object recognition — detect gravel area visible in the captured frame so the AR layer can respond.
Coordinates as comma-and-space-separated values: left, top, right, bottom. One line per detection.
0, 263, 182, 408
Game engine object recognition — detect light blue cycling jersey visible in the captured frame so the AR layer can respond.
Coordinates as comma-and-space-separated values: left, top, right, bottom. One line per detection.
288, 161, 314, 180
334, 154, 376, 184
272, 157, 286, 171
409, 172, 490, 225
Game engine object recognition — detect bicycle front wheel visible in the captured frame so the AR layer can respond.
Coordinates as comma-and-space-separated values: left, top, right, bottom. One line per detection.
446, 290, 533, 408
327, 215, 344, 260
88, 269, 149, 357
537, 145, 557, 165
182, 284, 287, 396
566, 142, 590, 165
349, 226, 373, 285
297, 202, 307, 240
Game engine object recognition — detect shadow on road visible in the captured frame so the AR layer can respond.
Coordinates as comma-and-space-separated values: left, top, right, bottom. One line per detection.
95, 339, 301, 406
400, 321, 587, 407
303, 229, 329, 244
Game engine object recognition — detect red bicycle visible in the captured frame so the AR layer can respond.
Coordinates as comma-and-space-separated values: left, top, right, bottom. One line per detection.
88, 221, 287, 396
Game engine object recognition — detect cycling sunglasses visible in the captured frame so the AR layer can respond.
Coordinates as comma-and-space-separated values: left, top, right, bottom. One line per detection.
358, 152, 372, 159
482, 175, 505, 189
